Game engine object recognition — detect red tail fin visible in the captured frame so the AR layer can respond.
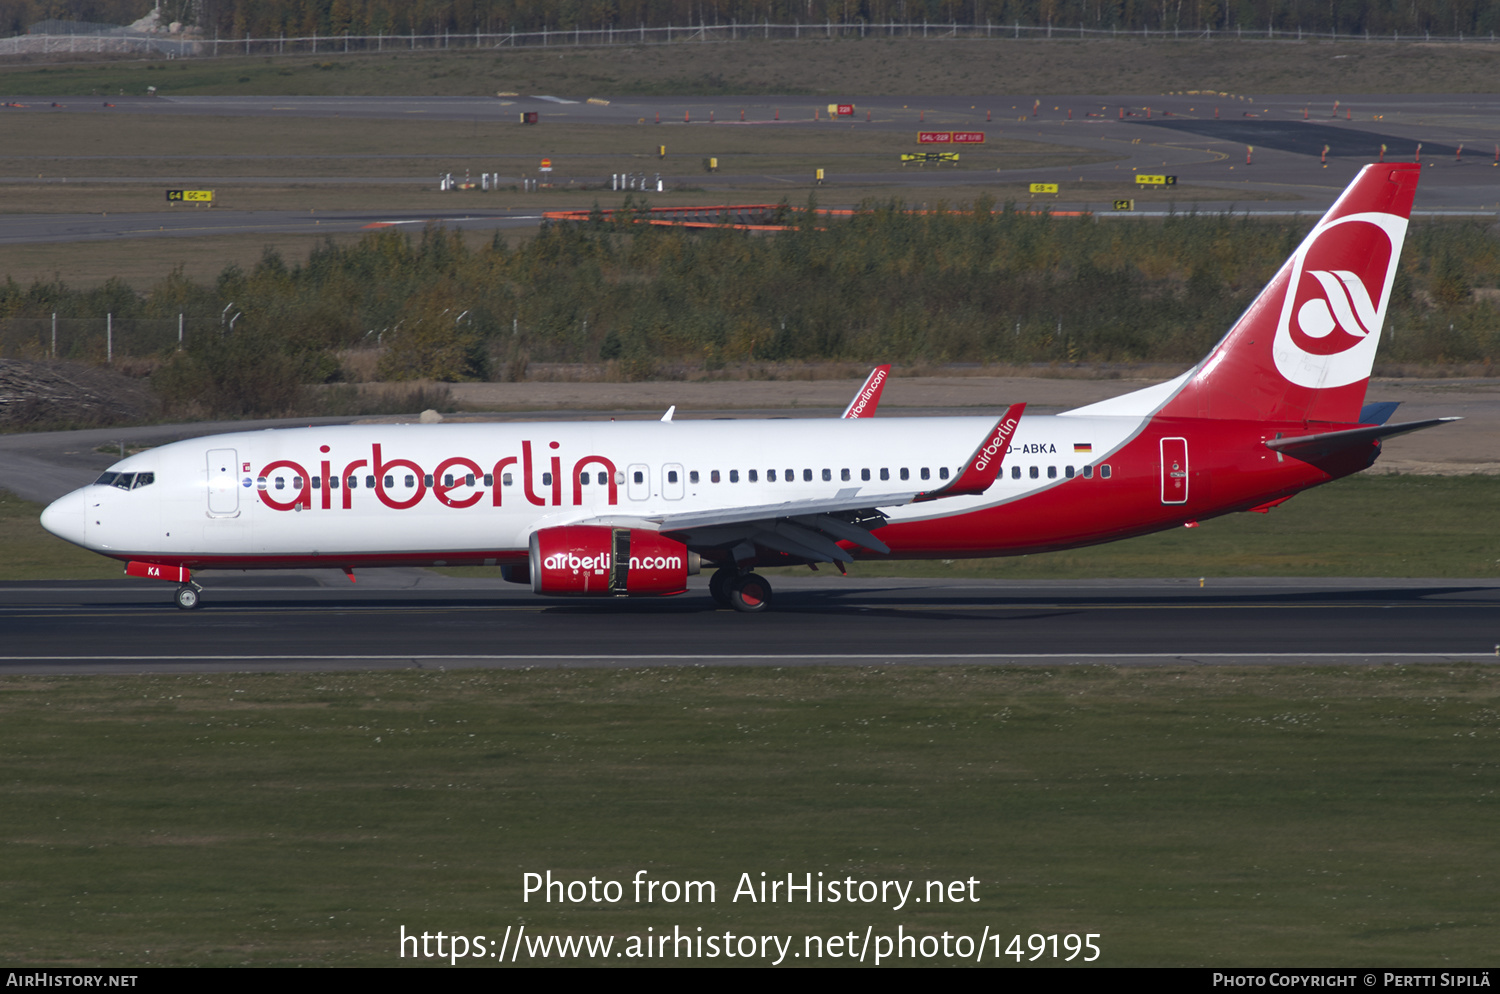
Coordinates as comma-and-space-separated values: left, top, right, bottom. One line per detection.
1158, 163, 1420, 424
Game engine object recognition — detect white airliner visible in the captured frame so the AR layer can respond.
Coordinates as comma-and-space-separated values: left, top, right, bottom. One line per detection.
41, 164, 1453, 612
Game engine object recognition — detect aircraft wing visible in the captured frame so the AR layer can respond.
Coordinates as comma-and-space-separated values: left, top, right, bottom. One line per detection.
577, 488, 919, 563
576, 406, 1025, 565
1265, 417, 1460, 462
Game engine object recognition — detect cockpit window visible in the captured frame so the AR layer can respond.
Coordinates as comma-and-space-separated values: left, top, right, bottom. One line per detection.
95, 471, 154, 490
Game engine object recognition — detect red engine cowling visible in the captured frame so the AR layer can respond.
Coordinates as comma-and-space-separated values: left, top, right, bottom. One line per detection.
529, 525, 697, 597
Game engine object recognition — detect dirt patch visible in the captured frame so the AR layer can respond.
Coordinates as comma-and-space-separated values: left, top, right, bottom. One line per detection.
0, 358, 157, 430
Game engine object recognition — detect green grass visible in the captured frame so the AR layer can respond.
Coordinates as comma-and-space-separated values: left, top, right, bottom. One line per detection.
1, 665, 1496, 965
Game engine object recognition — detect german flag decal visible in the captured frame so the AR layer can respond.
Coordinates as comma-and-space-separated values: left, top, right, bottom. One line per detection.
1074, 443, 1093, 453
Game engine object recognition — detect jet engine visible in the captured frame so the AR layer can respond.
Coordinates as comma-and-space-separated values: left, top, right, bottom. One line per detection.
529, 525, 698, 597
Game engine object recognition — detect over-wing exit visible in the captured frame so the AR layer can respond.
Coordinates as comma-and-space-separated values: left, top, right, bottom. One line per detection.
41, 164, 1453, 612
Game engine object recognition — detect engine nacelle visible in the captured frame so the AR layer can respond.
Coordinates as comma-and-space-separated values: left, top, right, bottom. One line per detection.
529, 525, 698, 597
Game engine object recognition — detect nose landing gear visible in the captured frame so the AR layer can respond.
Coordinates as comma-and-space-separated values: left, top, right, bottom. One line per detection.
174, 583, 203, 610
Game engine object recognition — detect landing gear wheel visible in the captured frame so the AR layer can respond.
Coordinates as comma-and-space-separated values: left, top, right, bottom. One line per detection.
709, 568, 736, 608
174, 585, 201, 611
727, 572, 773, 613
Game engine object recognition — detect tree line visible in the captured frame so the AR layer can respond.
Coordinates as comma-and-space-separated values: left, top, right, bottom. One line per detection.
9, 1, 1497, 40
1, 199, 1496, 418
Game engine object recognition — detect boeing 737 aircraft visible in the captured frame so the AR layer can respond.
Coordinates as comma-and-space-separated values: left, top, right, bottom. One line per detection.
41, 164, 1453, 612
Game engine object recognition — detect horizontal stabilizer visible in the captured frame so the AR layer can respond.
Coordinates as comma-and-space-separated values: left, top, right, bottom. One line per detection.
1265, 417, 1460, 461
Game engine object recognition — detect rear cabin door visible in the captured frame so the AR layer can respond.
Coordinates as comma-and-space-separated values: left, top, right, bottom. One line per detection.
1160, 437, 1188, 505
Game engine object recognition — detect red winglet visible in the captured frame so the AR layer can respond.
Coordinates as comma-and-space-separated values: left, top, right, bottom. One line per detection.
914, 402, 1025, 502
842, 364, 891, 418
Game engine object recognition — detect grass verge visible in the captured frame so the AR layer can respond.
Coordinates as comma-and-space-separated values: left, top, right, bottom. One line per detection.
1, 664, 1496, 966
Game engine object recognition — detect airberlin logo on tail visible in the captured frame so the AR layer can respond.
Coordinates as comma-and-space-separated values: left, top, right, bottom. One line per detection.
1273, 211, 1407, 389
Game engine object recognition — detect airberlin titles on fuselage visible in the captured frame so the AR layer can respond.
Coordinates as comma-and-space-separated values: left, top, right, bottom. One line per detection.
249, 437, 1067, 513
255, 440, 619, 512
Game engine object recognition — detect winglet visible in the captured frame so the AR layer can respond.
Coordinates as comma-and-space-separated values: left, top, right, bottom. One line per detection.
914, 402, 1025, 502
660, 405, 675, 422
842, 364, 891, 418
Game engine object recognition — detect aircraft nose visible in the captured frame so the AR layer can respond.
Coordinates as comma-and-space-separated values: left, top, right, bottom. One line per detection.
40, 489, 89, 547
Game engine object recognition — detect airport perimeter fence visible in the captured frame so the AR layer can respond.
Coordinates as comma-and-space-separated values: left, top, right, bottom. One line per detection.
3, 20, 1498, 59
0, 315, 186, 364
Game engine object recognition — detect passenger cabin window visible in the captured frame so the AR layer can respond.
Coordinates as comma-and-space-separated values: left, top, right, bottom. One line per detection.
899, 468, 909, 481
768, 469, 777, 482
747, 469, 757, 483
1011, 466, 1021, 480
632, 470, 644, 484
939, 467, 949, 480
730, 470, 739, 483
711, 470, 720, 483
1082, 465, 1093, 479
1065, 466, 1075, 479
920, 468, 930, 481
822, 469, 832, 482
1101, 464, 1112, 479
542, 472, 553, 486
861, 469, 871, 482
403, 475, 415, 487
667, 470, 678, 484
423, 474, 433, 487
689, 471, 700, 485
1029, 466, 1039, 479
347, 476, 359, 489
1047, 466, 1057, 479
803, 469, 812, 482
880, 468, 889, 481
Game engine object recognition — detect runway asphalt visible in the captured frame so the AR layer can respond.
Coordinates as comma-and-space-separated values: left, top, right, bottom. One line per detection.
1, 574, 1495, 673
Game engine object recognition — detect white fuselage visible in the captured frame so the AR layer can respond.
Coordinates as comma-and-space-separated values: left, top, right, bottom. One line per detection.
44, 413, 1145, 565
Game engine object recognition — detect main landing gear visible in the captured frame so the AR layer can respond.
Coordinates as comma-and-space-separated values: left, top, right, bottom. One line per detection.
709, 567, 774, 613
174, 583, 203, 610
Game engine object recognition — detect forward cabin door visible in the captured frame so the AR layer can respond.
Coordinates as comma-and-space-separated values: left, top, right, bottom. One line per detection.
207, 449, 240, 517
1160, 437, 1188, 505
